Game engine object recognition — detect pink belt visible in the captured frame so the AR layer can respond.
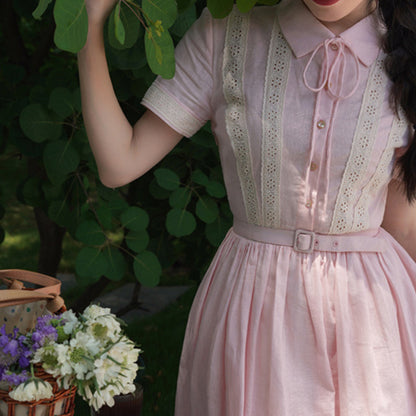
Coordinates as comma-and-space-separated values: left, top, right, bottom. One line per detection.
233, 220, 386, 253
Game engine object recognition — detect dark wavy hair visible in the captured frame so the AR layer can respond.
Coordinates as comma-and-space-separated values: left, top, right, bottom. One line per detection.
376, 0, 416, 201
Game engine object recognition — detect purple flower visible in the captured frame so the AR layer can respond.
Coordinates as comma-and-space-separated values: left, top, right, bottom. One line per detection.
3, 339, 19, 357
0, 315, 62, 387
2, 370, 29, 386
30, 317, 58, 350
18, 354, 30, 369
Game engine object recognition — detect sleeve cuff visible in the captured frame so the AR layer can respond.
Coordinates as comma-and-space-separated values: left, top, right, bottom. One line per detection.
141, 83, 205, 138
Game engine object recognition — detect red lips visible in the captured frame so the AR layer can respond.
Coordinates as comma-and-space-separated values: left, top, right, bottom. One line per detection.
310, 0, 341, 5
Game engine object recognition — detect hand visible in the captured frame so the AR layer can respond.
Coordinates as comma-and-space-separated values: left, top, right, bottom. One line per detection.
85, 0, 119, 25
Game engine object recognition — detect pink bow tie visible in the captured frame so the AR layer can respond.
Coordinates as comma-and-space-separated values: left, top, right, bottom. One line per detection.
303, 37, 360, 100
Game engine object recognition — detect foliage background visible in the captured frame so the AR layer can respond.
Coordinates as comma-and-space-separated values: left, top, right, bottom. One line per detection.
0, 0, 280, 414
0, 0, 280, 305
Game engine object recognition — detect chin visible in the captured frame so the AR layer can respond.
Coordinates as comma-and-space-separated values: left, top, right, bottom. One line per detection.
302, 0, 366, 23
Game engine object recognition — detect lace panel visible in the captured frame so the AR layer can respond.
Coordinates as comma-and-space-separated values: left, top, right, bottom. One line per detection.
330, 55, 389, 233
351, 109, 408, 231
261, 21, 291, 228
141, 83, 203, 138
223, 8, 261, 225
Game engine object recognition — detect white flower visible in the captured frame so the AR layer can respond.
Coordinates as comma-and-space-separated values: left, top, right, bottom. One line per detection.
9, 379, 53, 402
61, 310, 80, 335
33, 344, 72, 379
87, 315, 122, 342
65, 332, 102, 380
88, 384, 120, 411
93, 356, 121, 387
70, 331, 102, 358
118, 381, 136, 396
82, 305, 112, 321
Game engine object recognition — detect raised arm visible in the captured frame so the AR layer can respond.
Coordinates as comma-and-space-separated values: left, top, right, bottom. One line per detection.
381, 178, 416, 262
78, 0, 183, 188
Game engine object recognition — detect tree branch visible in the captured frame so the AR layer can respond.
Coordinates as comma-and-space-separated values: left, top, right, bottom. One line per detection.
0, 0, 29, 67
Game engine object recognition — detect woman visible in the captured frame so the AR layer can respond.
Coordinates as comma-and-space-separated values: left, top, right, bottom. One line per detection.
79, 0, 416, 414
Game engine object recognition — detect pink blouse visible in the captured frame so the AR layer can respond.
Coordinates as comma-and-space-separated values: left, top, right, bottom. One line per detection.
141, 0, 410, 235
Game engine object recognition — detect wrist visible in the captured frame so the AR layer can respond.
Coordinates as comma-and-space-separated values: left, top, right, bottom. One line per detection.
79, 21, 105, 54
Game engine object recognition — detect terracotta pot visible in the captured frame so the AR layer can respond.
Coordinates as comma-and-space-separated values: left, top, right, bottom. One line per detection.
90, 384, 143, 416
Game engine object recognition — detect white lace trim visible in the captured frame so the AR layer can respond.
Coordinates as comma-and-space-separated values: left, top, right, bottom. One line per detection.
261, 20, 291, 228
141, 83, 203, 138
330, 55, 389, 233
223, 8, 260, 224
351, 108, 407, 231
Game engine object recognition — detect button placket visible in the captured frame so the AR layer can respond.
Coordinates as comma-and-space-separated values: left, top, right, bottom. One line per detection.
303, 89, 336, 224
301, 42, 343, 228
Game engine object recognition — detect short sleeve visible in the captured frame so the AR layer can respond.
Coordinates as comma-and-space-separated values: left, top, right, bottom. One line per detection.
141, 9, 213, 138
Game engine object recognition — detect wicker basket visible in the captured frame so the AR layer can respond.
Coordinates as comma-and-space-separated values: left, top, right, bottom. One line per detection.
0, 270, 76, 416
0, 368, 76, 416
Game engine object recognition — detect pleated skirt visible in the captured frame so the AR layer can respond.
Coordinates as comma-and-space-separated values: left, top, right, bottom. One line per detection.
174, 227, 416, 415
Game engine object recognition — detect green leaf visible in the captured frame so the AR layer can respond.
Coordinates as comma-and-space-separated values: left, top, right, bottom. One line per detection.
154, 168, 180, 191
196, 196, 219, 224
33, 0, 53, 19
19, 103, 62, 143
170, 6, 196, 37
191, 129, 217, 149
205, 216, 232, 247
142, 0, 177, 29
72, 88, 82, 112
42, 182, 64, 201
120, 207, 150, 231
207, 0, 233, 18
0, 205, 5, 220
75, 220, 106, 245
133, 251, 162, 286
75, 247, 109, 282
149, 178, 171, 200
43, 140, 80, 184
191, 170, 209, 186
97, 184, 119, 201
176, 0, 196, 13
109, 1, 142, 49
237, 0, 257, 13
106, 36, 148, 70
166, 208, 196, 237
145, 28, 175, 79
21, 177, 43, 207
107, 196, 130, 215
114, 2, 126, 45
205, 180, 226, 198
169, 186, 192, 209
53, 0, 88, 53
48, 87, 74, 119
96, 204, 113, 230
103, 246, 127, 281
126, 230, 150, 253
48, 200, 74, 229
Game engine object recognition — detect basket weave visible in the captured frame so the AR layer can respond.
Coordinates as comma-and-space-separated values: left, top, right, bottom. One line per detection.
0, 270, 76, 416
0, 367, 76, 416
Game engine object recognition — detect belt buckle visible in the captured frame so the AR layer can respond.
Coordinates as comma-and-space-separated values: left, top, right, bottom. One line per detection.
293, 229, 315, 254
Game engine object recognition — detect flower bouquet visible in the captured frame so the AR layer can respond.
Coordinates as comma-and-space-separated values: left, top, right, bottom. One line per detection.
0, 305, 142, 416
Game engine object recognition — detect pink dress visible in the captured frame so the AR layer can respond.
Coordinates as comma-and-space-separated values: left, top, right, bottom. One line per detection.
141, 0, 416, 414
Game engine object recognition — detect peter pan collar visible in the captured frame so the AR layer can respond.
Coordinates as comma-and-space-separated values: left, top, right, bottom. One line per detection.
277, 0, 385, 67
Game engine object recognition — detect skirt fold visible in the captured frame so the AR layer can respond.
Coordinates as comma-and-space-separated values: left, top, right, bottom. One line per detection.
175, 228, 416, 416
